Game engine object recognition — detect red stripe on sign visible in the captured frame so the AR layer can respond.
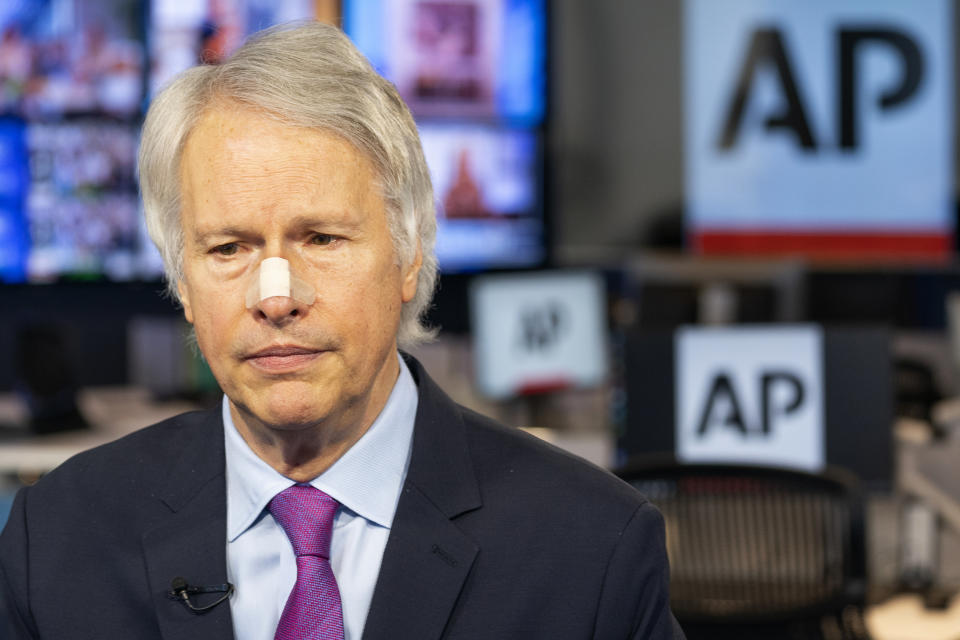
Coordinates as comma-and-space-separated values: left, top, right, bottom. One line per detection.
691, 230, 953, 260
516, 377, 573, 395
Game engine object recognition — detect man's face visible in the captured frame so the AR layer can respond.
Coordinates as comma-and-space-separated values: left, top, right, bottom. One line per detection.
177, 104, 420, 436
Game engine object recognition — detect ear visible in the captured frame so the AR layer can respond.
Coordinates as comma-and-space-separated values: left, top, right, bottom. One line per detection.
401, 244, 422, 304
177, 280, 195, 324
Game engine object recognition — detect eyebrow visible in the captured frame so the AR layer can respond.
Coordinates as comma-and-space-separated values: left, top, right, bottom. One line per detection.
190, 213, 365, 245
287, 213, 364, 230
191, 227, 252, 246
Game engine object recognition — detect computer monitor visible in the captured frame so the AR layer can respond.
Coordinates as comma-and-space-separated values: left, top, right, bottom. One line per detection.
621, 326, 894, 489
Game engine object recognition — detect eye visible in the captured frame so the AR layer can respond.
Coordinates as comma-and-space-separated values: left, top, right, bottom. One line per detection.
212, 243, 240, 256
310, 234, 336, 246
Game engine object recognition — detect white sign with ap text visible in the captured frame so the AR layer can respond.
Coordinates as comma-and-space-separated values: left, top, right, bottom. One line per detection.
684, 0, 953, 238
675, 325, 825, 471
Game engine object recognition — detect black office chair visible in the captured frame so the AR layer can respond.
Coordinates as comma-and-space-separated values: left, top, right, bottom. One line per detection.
615, 459, 872, 640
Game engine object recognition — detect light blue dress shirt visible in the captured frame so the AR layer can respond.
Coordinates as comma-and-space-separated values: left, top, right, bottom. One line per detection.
224, 355, 418, 640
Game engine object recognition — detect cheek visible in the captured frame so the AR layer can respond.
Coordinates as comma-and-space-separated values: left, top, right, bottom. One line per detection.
335, 281, 398, 343
190, 316, 218, 360
189, 299, 232, 357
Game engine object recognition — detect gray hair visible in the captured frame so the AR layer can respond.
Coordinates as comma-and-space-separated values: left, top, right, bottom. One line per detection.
138, 21, 437, 347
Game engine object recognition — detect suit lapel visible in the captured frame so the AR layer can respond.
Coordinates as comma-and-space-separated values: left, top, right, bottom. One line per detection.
142, 409, 235, 640
363, 357, 482, 640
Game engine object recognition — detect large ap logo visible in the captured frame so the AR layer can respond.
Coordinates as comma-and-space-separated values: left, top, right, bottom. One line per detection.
685, 0, 953, 248
675, 326, 824, 471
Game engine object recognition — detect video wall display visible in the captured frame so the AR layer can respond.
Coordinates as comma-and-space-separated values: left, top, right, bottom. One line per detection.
0, 0, 144, 120
345, 0, 548, 272
0, 0, 548, 284
26, 122, 141, 280
150, 0, 315, 94
0, 0, 318, 284
0, 0, 147, 282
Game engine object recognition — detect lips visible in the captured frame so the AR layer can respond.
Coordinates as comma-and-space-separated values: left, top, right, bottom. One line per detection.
244, 345, 324, 373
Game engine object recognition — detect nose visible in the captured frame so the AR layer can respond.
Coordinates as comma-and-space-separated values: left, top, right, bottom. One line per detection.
254, 293, 308, 327
247, 255, 315, 326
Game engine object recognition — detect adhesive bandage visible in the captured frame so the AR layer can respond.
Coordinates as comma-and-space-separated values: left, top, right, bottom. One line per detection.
244, 257, 316, 309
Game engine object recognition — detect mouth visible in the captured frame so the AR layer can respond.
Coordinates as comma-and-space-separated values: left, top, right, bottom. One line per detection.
244, 345, 325, 373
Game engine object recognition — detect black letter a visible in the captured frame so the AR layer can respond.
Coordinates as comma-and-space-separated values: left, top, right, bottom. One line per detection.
696, 373, 749, 437
718, 28, 816, 151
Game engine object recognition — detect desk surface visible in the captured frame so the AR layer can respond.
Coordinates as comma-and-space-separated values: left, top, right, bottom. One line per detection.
867, 593, 960, 640
0, 388, 202, 476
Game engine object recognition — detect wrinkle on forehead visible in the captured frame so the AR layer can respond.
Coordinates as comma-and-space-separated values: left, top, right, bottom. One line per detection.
183, 99, 374, 181
179, 103, 385, 237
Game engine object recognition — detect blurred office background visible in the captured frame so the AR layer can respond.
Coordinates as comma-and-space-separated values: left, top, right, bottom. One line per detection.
3, 0, 960, 637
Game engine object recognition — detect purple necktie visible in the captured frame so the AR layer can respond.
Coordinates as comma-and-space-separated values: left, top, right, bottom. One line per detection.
270, 484, 345, 640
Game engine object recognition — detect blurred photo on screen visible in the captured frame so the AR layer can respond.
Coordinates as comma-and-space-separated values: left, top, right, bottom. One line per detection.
345, 0, 548, 273
421, 123, 543, 270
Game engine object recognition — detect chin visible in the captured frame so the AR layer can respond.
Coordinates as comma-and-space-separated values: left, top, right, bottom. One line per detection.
229, 383, 333, 431
255, 400, 332, 431
256, 373, 333, 406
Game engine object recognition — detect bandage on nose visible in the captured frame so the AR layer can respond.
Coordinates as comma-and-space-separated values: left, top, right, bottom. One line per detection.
245, 257, 316, 309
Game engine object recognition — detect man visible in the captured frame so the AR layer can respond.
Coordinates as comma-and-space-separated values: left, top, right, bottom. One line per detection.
0, 22, 684, 639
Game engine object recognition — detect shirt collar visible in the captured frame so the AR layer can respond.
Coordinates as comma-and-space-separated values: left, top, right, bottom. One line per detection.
224, 354, 418, 542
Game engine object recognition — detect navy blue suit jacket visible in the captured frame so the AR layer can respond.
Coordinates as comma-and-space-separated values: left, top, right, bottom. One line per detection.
0, 356, 684, 639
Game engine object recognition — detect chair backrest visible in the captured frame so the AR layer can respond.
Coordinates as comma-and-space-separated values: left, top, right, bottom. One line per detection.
616, 460, 867, 624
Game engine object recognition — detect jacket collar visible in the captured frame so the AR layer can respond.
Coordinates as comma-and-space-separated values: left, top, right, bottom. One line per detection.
361, 355, 483, 640
401, 354, 482, 518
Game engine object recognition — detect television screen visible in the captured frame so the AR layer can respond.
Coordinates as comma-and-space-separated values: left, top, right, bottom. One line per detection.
0, 0, 148, 283
422, 123, 543, 270
0, 0, 547, 283
25, 121, 142, 280
0, 0, 145, 120
0, 0, 321, 284
344, 0, 548, 273
344, 0, 546, 124
150, 0, 315, 95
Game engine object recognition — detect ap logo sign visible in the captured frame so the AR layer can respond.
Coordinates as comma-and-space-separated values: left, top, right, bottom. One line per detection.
684, 0, 953, 251
471, 272, 607, 399
675, 326, 825, 471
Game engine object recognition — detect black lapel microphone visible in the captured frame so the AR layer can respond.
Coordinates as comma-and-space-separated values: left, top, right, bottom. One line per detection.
168, 576, 235, 613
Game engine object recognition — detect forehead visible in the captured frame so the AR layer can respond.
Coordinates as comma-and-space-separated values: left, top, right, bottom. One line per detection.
179, 104, 384, 230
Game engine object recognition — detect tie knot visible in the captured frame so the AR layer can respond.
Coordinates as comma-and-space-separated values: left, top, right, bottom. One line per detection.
269, 484, 338, 558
